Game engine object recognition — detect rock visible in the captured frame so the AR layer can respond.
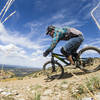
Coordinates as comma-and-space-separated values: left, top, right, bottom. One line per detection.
0, 88, 4, 92
43, 89, 53, 96
40, 96, 50, 100
31, 90, 35, 94
26, 86, 30, 91
61, 84, 68, 89
82, 97, 93, 100
1, 91, 12, 96
97, 92, 100, 95
15, 94, 23, 98
17, 98, 25, 100
12, 90, 19, 95
95, 95, 100, 100
52, 95, 61, 100
82, 94, 100, 100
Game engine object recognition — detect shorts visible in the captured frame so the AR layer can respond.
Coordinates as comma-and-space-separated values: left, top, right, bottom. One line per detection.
62, 35, 84, 56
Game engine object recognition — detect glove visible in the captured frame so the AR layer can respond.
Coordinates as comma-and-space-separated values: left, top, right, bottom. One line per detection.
43, 50, 49, 57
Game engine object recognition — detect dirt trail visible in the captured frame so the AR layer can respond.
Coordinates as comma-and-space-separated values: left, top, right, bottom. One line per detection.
0, 70, 94, 88
0, 69, 100, 100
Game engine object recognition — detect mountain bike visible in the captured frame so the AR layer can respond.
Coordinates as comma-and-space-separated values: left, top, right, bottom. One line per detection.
43, 46, 100, 79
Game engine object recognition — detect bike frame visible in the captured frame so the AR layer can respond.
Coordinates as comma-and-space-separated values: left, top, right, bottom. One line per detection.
51, 52, 70, 65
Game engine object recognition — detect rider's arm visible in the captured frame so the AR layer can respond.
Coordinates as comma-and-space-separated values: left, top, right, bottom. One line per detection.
46, 32, 60, 53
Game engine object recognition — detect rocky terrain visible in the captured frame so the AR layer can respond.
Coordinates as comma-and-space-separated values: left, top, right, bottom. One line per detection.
0, 64, 100, 100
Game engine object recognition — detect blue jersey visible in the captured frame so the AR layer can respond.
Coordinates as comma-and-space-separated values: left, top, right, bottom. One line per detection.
46, 26, 70, 52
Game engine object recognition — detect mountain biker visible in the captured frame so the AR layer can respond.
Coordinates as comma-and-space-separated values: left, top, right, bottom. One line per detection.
43, 25, 84, 66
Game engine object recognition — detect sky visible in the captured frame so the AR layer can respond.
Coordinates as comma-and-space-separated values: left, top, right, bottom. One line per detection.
0, 0, 100, 68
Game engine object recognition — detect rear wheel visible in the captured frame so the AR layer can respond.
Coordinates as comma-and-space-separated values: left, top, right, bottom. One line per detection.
78, 46, 100, 72
43, 61, 64, 79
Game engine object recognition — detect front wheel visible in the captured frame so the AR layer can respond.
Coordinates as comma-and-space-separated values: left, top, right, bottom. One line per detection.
43, 61, 64, 79
78, 46, 100, 72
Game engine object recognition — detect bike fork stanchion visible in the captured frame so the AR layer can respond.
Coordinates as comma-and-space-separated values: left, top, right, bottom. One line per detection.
51, 56, 56, 72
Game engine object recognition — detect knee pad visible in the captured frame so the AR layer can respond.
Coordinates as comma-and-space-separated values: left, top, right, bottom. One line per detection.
60, 48, 66, 55
60, 47, 70, 57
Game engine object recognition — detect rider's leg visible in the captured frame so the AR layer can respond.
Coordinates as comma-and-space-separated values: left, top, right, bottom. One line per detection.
61, 35, 84, 65
67, 55, 75, 65
61, 47, 74, 65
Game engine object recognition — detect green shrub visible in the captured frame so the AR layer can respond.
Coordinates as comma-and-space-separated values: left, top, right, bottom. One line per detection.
17, 77, 23, 80
90, 76, 100, 89
1, 96, 14, 100
34, 92, 41, 100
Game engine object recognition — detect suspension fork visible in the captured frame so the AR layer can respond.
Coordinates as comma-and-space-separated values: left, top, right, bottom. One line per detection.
51, 53, 56, 72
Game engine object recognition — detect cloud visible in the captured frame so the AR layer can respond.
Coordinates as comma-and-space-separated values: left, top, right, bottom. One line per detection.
93, 2, 100, 25
33, 0, 47, 10
1, 0, 100, 68
0, 22, 50, 67
42, 7, 86, 28
0, 43, 49, 68
53, 19, 84, 27
31, 50, 50, 68
82, 37, 100, 49
24, 21, 44, 38
52, 13, 65, 20
76, 0, 100, 21
0, 23, 43, 50
0, 43, 29, 66
0, 43, 27, 58
79, 3, 92, 14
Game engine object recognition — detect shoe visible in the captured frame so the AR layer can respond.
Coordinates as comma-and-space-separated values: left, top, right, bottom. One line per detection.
67, 64, 76, 69
78, 65, 84, 69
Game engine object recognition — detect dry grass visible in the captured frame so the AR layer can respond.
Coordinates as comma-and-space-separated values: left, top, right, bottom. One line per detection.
68, 73, 100, 100
0, 96, 14, 100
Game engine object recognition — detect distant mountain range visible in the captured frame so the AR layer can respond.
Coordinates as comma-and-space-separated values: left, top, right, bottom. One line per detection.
0, 64, 41, 77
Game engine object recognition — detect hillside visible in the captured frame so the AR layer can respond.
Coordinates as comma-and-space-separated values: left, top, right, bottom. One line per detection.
0, 65, 100, 100
0, 64, 40, 77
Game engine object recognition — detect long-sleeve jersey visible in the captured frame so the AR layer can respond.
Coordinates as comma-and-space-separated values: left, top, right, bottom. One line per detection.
46, 27, 83, 53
